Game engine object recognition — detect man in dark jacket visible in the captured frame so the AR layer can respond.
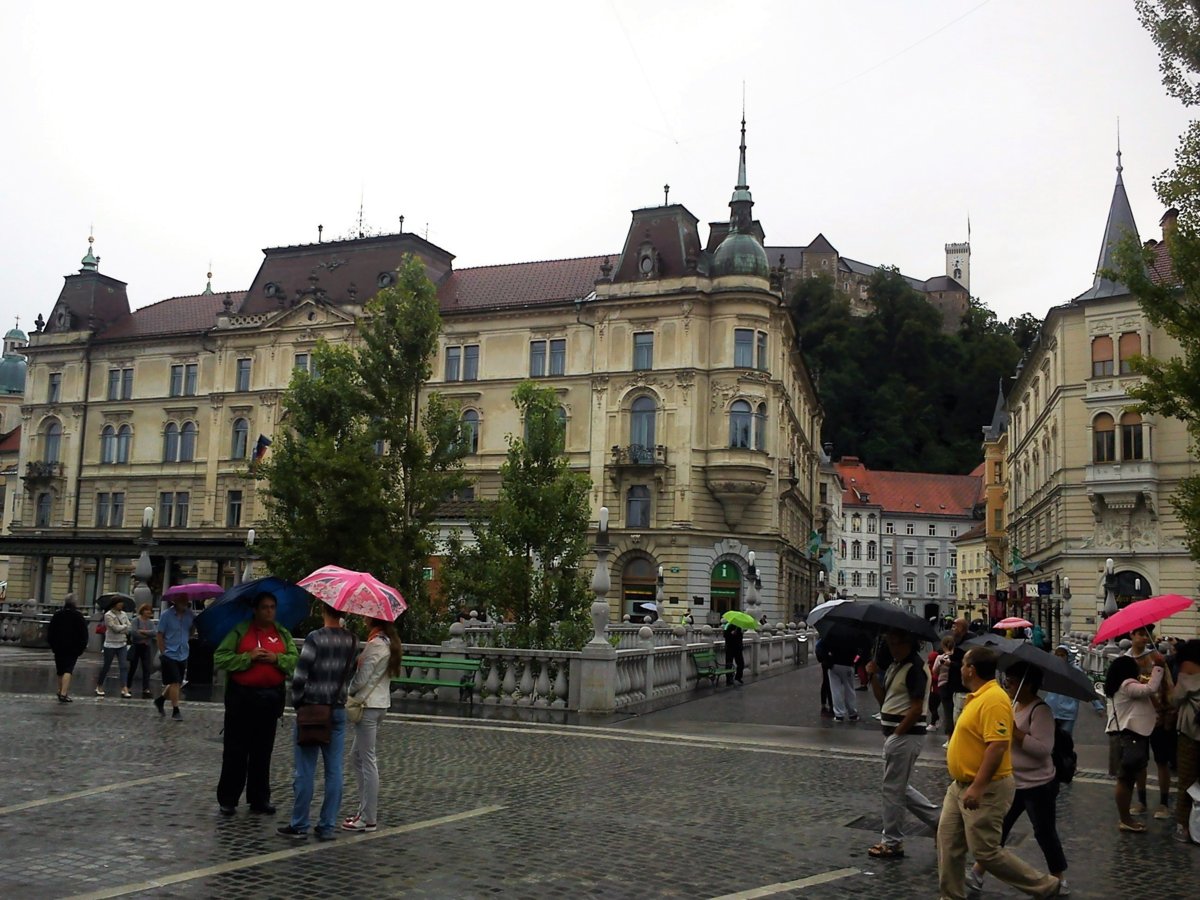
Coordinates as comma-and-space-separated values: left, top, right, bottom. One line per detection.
724, 624, 745, 685
47, 595, 89, 702
944, 617, 970, 734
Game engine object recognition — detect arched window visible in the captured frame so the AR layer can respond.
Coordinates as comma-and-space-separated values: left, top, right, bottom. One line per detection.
1091, 336, 1114, 377
729, 400, 752, 449
754, 403, 767, 451
100, 425, 116, 464
180, 422, 197, 462
1120, 411, 1145, 461
1118, 332, 1141, 374
1093, 413, 1116, 463
43, 419, 62, 463
35, 492, 52, 527
627, 484, 650, 528
462, 410, 480, 454
623, 556, 658, 619
630, 396, 656, 461
162, 423, 179, 462
116, 425, 132, 464
231, 418, 249, 459
557, 406, 568, 445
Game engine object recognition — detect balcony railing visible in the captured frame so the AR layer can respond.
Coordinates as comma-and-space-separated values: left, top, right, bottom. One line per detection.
23, 460, 64, 483
610, 444, 668, 466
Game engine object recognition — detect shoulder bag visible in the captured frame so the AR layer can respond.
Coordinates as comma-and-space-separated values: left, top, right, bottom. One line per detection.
296, 640, 358, 746
346, 649, 389, 725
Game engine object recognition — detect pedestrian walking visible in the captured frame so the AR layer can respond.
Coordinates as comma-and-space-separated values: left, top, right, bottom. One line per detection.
154, 593, 195, 721
936, 647, 1061, 899
864, 628, 940, 859
214, 592, 297, 817
966, 663, 1069, 895
944, 618, 970, 737
1043, 645, 1103, 735
126, 603, 157, 698
933, 635, 955, 733
1104, 653, 1163, 833
1122, 628, 1175, 819
278, 605, 358, 841
342, 617, 402, 833
1172, 639, 1200, 843
724, 623, 745, 685
95, 599, 132, 697
818, 641, 834, 718
46, 595, 88, 703
821, 622, 864, 722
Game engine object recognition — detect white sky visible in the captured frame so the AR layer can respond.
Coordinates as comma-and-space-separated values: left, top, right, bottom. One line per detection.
0, 1, 1191, 330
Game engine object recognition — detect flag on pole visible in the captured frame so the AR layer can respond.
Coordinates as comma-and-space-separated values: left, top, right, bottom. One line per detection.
252, 434, 272, 467
1011, 545, 1034, 574
820, 548, 835, 575
806, 529, 821, 559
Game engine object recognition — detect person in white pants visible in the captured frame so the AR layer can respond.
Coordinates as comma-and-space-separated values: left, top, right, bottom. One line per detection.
829, 663, 859, 721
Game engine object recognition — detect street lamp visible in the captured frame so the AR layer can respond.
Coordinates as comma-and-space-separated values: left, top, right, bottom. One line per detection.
655, 565, 665, 625
242, 528, 257, 583
132, 507, 156, 614
587, 507, 613, 646
1103, 557, 1117, 616
745, 550, 761, 612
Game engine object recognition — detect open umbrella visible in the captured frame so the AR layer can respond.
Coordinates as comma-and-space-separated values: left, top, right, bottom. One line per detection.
96, 591, 134, 611
1092, 594, 1195, 645
812, 600, 940, 643
994, 616, 1033, 630
162, 582, 224, 605
964, 634, 1096, 702
806, 598, 851, 628
194, 576, 314, 645
721, 610, 758, 631
298, 565, 407, 621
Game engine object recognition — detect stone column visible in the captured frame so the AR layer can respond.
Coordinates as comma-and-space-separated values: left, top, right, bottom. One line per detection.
578, 510, 617, 714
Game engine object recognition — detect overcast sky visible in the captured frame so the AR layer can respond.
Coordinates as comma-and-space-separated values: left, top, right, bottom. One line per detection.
0, 1, 1190, 333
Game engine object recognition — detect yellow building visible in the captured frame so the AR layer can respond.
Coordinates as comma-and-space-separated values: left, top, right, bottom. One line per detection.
4, 125, 824, 624
1006, 154, 1198, 638
953, 521, 989, 623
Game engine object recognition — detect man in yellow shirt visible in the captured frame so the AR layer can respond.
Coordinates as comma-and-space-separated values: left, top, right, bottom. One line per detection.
936, 648, 1061, 899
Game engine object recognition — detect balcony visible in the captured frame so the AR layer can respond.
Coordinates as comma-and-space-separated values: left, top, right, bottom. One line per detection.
704, 448, 771, 529
1085, 459, 1158, 518
610, 444, 668, 467
23, 460, 64, 488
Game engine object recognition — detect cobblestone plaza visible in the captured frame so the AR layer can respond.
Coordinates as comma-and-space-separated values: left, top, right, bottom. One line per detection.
0, 649, 1196, 898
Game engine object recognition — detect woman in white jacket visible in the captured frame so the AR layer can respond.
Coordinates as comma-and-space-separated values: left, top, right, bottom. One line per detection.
1105, 653, 1164, 833
95, 599, 133, 697
342, 618, 401, 832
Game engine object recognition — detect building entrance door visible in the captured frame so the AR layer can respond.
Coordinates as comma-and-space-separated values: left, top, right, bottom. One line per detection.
710, 561, 742, 616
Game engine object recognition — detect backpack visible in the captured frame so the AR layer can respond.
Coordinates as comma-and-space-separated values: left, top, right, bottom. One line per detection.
1035, 701, 1077, 784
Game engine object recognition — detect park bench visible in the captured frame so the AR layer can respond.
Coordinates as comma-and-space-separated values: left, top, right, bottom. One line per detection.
692, 647, 736, 687
392, 654, 482, 703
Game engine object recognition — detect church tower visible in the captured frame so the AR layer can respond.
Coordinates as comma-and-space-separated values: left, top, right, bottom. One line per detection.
945, 238, 970, 292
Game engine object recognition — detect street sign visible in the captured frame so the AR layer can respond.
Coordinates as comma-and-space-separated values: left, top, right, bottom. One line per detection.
670, 566, 680, 573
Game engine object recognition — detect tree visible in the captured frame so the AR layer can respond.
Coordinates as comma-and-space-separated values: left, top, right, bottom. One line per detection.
441, 382, 593, 648
256, 255, 469, 637
1104, 1, 1200, 559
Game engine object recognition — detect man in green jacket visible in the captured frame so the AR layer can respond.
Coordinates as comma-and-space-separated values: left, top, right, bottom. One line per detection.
213, 593, 298, 816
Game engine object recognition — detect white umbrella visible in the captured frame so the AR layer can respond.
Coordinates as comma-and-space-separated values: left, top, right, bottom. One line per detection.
807, 598, 851, 627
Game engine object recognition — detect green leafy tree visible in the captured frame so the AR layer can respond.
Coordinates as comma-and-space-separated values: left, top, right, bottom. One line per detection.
1103, 1, 1200, 559
441, 382, 593, 648
256, 255, 469, 637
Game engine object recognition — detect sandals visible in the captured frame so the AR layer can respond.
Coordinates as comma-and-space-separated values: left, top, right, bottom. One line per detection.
1119, 820, 1147, 833
868, 842, 904, 858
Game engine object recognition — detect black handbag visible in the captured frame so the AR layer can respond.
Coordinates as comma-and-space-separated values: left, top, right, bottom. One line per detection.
296, 704, 333, 746
1118, 730, 1149, 774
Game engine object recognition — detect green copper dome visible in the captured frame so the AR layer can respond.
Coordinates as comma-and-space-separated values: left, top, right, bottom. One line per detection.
0, 353, 26, 395
712, 232, 769, 279
4, 326, 26, 343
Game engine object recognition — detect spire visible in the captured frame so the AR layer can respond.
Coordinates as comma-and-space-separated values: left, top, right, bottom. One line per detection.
736, 112, 748, 190
1076, 144, 1140, 301
203, 265, 214, 295
80, 232, 99, 272
983, 378, 1009, 440
728, 111, 754, 232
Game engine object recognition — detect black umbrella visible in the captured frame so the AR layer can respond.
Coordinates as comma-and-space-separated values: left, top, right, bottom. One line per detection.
963, 635, 1096, 702
96, 591, 134, 611
813, 600, 940, 643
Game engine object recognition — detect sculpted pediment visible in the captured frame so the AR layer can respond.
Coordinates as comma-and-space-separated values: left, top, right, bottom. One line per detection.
261, 300, 355, 331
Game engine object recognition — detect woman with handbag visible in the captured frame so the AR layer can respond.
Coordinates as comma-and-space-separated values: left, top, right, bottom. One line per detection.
126, 603, 157, 698
1105, 653, 1164, 833
342, 618, 402, 833
95, 599, 132, 697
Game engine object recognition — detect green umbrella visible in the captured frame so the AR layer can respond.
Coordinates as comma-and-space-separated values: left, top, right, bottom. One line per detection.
722, 610, 758, 631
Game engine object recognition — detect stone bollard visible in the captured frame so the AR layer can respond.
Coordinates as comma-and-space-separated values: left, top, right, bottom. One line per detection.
672, 625, 689, 691
638, 625, 655, 700
749, 628, 762, 676
437, 622, 470, 703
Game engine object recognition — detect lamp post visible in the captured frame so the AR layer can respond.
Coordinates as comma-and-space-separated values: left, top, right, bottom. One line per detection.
655, 564, 665, 625
587, 507, 613, 647
817, 569, 826, 610
1059, 576, 1071, 646
1103, 557, 1117, 616
745, 550, 761, 612
242, 529, 257, 583
132, 507, 156, 614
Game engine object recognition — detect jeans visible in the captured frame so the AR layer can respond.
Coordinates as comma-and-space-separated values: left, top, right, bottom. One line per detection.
218, 682, 284, 809
829, 665, 858, 718
97, 645, 128, 688
126, 643, 152, 692
880, 732, 940, 847
1055, 717, 1076, 736
1000, 779, 1066, 874
350, 708, 386, 824
941, 692, 955, 735
291, 706, 347, 834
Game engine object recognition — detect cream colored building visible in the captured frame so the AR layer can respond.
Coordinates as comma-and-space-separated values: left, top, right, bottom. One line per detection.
953, 522, 989, 623
4, 126, 824, 624
1006, 155, 1198, 639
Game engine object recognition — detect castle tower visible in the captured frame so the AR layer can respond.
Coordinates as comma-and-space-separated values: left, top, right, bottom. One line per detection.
945, 239, 970, 292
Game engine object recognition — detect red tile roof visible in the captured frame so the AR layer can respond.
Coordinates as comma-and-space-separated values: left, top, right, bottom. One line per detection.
1148, 240, 1175, 286
0, 425, 20, 454
836, 458, 981, 517
438, 256, 610, 312
99, 293, 229, 340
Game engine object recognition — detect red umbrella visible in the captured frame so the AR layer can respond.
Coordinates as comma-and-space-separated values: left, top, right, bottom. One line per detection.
994, 616, 1033, 630
298, 565, 407, 622
1091, 594, 1194, 645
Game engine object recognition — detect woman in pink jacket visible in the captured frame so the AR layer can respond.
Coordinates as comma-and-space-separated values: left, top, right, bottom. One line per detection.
1104, 653, 1165, 833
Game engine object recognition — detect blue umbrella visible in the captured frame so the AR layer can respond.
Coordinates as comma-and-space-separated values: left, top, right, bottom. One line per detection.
194, 576, 315, 645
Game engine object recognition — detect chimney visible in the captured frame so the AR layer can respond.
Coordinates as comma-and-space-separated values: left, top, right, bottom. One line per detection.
822, 441, 833, 457
1160, 207, 1179, 239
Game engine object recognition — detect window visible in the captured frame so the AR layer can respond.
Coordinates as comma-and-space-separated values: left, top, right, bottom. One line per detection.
885, 522, 895, 534
226, 490, 243, 527
1121, 412, 1145, 461
734, 329, 754, 367
992, 461, 1002, 483
885, 548, 893, 565
170, 364, 198, 397
928, 524, 936, 536
163, 423, 179, 462
100, 425, 116, 464
756, 331, 768, 371
851, 514, 862, 533
904, 550, 915, 566
95, 491, 125, 527
837, 570, 846, 587
529, 341, 547, 377
116, 425, 131, 464
549, 339, 566, 376
105, 367, 134, 401
35, 492, 51, 527
633, 332, 654, 370
904, 575, 915, 594
1118, 332, 1140, 374
159, 491, 190, 528
462, 410, 480, 454
867, 541, 877, 561
463, 345, 479, 381
443, 344, 477, 382
235, 358, 252, 392
927, 576, 938, 595
885, 576, 894, 593
840, 539, 847, 557
48, 372, 62, 403
950, 526, 958, 538
180, 422, 197, 462
867, 572, 877, 587
44, 420, 62, 463
905, 523, 914, 535
445, 346, 462, 381
295, 352, 311, 374
1091, 336, 1114, 377
949, 549, 957, 567
867, 515, 877, 533
630, 396, 656, 460
1093, 413, 1116, 463
927, 549, 938, 566
95, 492, 108, 528
556, 406, 568, 441
627, 484, 651, 528
851, 571, 862, 588
729, 400, 752, 448
851, 541, 862, 560
754, 403, 767, 452
231, 418, 249, 459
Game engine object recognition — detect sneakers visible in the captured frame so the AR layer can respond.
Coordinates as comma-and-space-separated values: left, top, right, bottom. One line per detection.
1153, 805, 1171, 820
342, 816, 377, 833
94, 686, 105, 697
1174, 824, 1193, 844
848, 714, 860, 722
171, 708, 182, 721
833, 715, 845, 722
142, 689, 153, 699
314, 829, 336, 842
965, 867, 985, 893
219, 805, 236, 817
120, 688, 132, 699
942, 741, 951, 749
1129, 801, 1146, 816
1057, 877, 1071, 896
276, 825, 307, 839
154, 695, 166, 716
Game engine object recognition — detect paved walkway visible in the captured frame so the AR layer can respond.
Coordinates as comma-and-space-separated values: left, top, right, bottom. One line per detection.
0, 647, 1195, 898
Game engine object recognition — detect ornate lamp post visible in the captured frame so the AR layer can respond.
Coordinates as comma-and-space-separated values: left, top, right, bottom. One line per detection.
655, 565, 665, 625
242, 529, 257, 583
1102, 557, 1118, 617
1059, 576, 1071, 645
132, 507, 156, 614
745, 551, 761, 612
587, 507, 613, 647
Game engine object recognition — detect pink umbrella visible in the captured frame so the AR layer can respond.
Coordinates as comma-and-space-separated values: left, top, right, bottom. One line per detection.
162, 582, 225, 603
994, 616, 1033, 630
1091, 594, 1194, 645
297, 565, 407, 622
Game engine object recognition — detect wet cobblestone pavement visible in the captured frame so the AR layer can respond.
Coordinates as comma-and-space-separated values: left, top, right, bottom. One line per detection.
0, 647, 1196, 898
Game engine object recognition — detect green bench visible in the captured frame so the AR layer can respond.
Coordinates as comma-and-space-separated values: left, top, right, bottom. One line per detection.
693, 648, 736, 687
392, 655, 482, 703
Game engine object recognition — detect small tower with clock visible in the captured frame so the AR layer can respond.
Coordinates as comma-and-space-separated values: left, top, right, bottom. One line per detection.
945, 239, 970, 292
